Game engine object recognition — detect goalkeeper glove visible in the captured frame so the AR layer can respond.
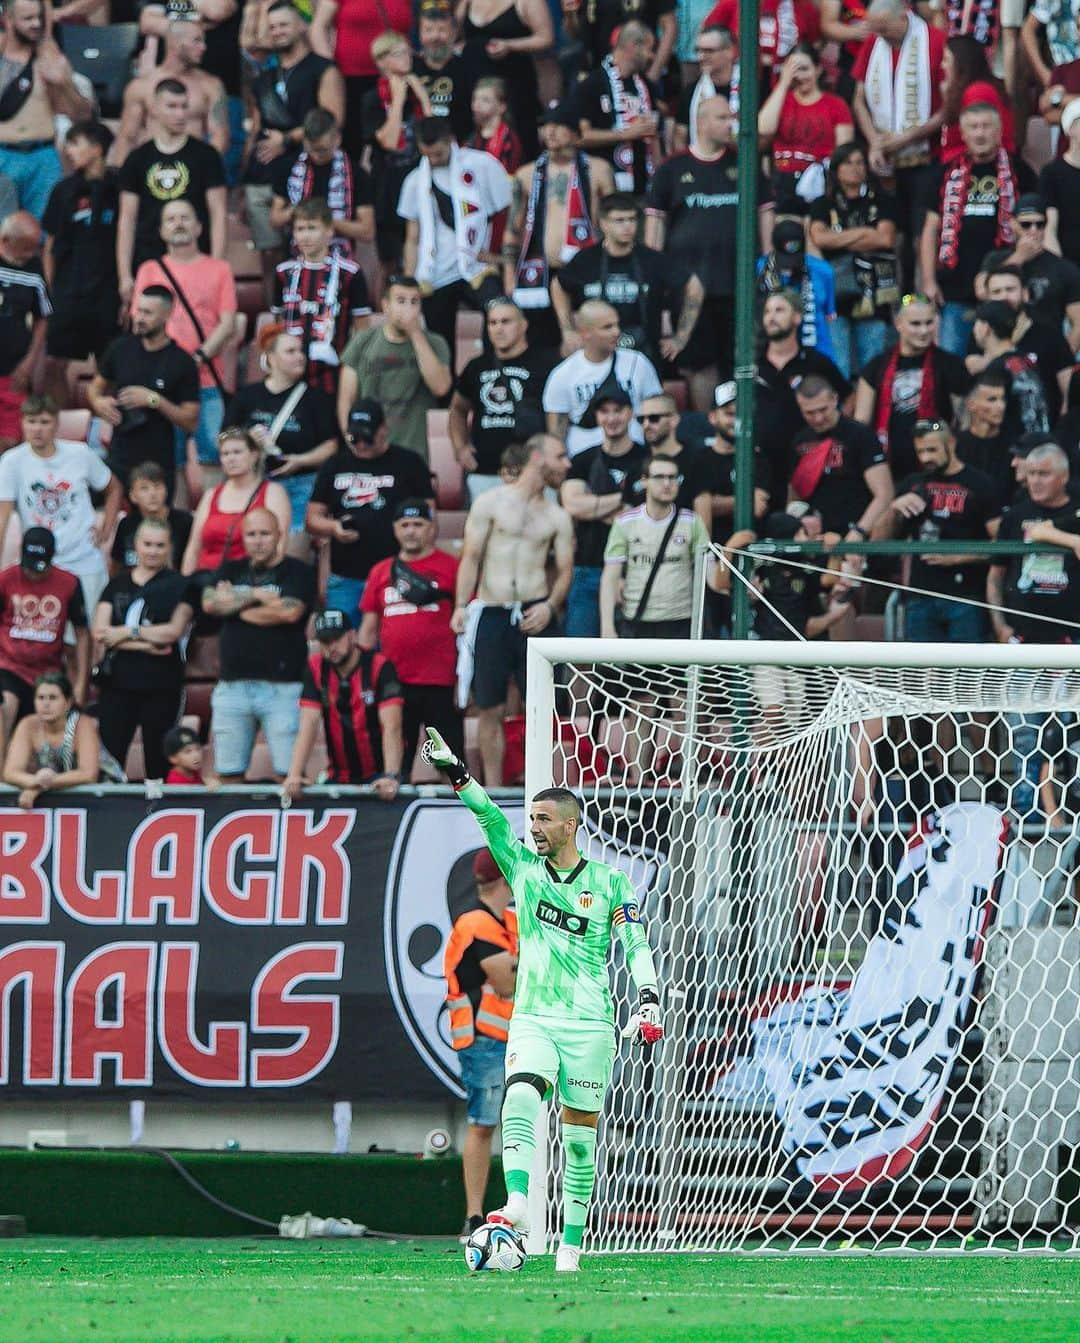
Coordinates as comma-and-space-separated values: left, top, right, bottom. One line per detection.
421, 727, 471, 789
621, 987, 663, 1048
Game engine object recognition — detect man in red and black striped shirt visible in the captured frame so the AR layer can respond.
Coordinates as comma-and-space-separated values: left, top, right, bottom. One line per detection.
272, 200, 371, 395
284, 607, 404, 799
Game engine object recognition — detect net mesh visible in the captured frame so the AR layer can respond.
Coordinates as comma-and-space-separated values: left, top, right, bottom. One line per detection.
538, 653, 1080, 1254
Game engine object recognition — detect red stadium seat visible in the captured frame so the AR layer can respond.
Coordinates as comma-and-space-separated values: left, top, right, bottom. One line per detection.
663, 380, 688, 411
58, 409, 91, 442
427, 409, 464, 509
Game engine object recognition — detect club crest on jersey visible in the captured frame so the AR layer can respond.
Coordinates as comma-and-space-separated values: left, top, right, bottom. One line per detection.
612, 903, 642, 927
577, 891, 594, 911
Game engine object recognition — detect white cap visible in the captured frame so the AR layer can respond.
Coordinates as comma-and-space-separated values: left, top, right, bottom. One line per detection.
714, 380, 737, 408
1063, 99, 1080, 136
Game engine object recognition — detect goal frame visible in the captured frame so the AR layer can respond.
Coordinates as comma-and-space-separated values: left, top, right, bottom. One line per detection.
522, 637, 1080, 1256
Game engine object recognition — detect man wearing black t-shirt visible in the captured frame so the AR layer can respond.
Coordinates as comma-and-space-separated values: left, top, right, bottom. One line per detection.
955, 371, 1014, 510
978, 197, 1080, 339
690, 380, 771, 546
117, 79, 227, 301
971, 300, 1056, 443
203, 508, 317, 782
640, 392, 701, 510
269, 107, 374, 257
449, 298, 555, 500
646, 95, 775, 407
855, 294, 969, 481
566, 0, 677, 73
969, 267, 1074, 425
552, 193, 702, 366
791, 375, 893, 540
882, 420, 999, 642
673, 25, 739, 153
42, 122, 120, 403
1039, 100, 1080, 266
89, 287, 201, 495
577, 21, 661, 198
307, 398, 434, 623
559, 388, 647, 638
413, 5, 477, 143
755, 291, 851, 508
920, 102, 1036, 356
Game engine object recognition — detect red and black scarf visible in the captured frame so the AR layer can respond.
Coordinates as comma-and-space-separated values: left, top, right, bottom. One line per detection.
511, 152, 596, 308
466, 120, 521, 174
376, 77, 424, 152
875, 346, 938, 451
946, 0, 998, 49
938, 147, 1016, 271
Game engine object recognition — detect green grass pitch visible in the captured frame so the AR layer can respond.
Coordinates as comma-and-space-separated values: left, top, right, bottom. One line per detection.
4, 1237, 1078, 1342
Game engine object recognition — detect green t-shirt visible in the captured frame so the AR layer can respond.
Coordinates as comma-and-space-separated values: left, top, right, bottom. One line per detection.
604, 505, 710, 622
457, 779, 658, 1025
339, 325, 451, 461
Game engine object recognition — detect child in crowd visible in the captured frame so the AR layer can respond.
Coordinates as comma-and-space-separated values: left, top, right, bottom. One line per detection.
467, 77, 522, 175
110, 461, 193, 574
163, 725, 219, 788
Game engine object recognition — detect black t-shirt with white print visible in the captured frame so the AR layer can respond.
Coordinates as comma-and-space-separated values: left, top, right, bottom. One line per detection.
454, 345, 557, 474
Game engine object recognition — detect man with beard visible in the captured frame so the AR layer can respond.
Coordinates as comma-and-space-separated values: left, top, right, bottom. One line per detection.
646, 96, 775, 407
690, 381, 771, 546
0, 0, 92, 219
505, 105, 614, 350
854, 293, 969, 481
577, 21, 661, 197
755, 290, 850, 507
450, 298, 556, 501
112, 17, 230, 165
970, 300, 1054, 442
639, 392, 701, 509
967, 264, 1073, 425
881, 419, 999, 643
956, 371, 1015, 510
413, 0, 477, 142
560, 388, 647, 638
977, 194, 1080, 342
552, 194, 702, 367
453, 434, 572, 785
89, 286, 200, 495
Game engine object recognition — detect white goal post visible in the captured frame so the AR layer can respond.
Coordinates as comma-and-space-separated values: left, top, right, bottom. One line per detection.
523, 638, 1080, 1254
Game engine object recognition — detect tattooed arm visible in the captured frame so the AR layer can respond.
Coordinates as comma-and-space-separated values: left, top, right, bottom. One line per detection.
660, 272, 704, 362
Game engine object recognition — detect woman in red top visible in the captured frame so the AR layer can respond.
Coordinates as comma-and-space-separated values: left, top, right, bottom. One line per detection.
940, 35, 1015, 162
758, 44, 854, 200
181, 429, 291, 574
310, 0, 413, 155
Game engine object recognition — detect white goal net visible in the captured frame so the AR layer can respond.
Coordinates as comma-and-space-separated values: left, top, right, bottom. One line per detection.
523, 639, 1080, 1254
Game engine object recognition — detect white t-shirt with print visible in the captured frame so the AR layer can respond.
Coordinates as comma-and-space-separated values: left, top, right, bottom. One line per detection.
0, 439, 112, 575
542, 348, 663, 456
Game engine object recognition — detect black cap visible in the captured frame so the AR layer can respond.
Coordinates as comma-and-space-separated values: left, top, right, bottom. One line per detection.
394, 498, 433, 522
540, 100, 579, 131
1011, 431, 1057, 460
1013, 193, 1047, 218
763, 511, 802, 541
313, 608, 351, 641
772, 219, 806, 256
348, 398, 385, 444
588, 385, 633, 415
21, 527, 54, 573
162, 725, 199, 759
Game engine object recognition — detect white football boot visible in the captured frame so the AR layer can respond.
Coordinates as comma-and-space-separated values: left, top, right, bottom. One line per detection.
555, 1244, 581, 1272
486, 1190, 529, 1236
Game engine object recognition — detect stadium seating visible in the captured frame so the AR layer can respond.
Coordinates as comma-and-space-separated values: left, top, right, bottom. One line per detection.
427, 410, 464, 509
58, 23, 139, 117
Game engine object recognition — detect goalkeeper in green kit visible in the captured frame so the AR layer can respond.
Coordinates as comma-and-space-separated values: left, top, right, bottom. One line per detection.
423, 727, 663, 1273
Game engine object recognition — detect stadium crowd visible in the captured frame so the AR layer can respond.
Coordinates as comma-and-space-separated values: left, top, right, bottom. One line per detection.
0, 0, 1079, 798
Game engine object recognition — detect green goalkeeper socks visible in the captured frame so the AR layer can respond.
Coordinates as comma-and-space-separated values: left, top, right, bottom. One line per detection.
561, 1123, 597, 1249
500, 1082, 541, 1198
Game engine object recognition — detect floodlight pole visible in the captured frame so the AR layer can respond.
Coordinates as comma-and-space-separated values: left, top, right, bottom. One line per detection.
732, 0, 760, 639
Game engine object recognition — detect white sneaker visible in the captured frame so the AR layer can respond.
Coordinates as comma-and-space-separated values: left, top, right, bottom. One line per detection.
555, 1244, 581, 1272
487, 1191, 529, 1235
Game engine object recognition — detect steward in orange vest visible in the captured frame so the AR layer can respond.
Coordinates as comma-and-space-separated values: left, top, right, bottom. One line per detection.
444, 848, 518, 1049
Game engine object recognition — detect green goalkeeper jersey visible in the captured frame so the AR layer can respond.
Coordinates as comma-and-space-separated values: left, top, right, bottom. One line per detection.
456, 779, 658, 1025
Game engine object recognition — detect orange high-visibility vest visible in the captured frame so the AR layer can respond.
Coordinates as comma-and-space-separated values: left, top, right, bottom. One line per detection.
443, 905, 518, 1050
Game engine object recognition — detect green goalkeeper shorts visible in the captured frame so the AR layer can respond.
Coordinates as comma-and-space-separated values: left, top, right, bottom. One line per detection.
505, 1015, 617, 1113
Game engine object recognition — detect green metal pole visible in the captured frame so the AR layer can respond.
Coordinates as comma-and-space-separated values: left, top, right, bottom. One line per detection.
732, 0, 760, 639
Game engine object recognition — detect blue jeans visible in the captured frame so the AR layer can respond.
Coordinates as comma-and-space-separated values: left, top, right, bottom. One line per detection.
904, 595, 988, 643
280, 471, 316, 532
326, 573, 365, 626
175, 386, 225, 465
0, 143, 62, 220
1006, 712, 1048, 816
565, 566, 602, 638
830, 317, 891, 380
939, 302, 976, 357
211, 679, 302, 776
457, 1033, 506, 1127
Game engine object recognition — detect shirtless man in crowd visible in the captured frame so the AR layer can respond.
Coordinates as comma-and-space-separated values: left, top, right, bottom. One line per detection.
110, 17, 228, 164
504, 106, 613, 347
452, 433, 573, 784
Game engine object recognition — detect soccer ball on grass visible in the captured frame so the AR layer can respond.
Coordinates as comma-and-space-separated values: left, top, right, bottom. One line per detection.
463, 1221, 527, 1272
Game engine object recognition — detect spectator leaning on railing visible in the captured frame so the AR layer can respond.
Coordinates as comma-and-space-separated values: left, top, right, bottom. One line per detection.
3, 671, 116, 810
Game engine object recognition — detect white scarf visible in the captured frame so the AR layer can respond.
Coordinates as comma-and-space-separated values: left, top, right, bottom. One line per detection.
413, 144, 491, 291
689, 63, 740, 150
863, 13, 933, 168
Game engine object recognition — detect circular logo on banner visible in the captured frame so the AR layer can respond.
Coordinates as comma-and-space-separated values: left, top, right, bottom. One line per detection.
384, 800, 662, 1096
